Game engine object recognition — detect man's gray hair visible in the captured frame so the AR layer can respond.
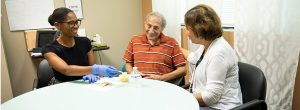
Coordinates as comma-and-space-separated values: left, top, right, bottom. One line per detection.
145, 12, 166, 30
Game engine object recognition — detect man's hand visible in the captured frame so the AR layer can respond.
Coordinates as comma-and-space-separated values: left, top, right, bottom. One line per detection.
142, 73, 164, 81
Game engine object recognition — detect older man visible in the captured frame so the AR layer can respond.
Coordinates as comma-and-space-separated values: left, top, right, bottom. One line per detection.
123, 12, 186, 84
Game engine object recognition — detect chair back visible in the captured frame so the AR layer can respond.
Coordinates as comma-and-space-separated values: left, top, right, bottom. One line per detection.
122, 64, 126, 72
37, 59, 54, 89
238, 62, 267, 103
172, 76, 185, 86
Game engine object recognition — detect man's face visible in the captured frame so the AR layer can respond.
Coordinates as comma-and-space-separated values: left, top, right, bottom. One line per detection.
144, 16, 163, 40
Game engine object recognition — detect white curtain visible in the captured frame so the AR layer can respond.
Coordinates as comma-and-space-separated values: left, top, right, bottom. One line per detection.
153, 0, 300, 109
235, 0, 300, 109
152, 0, 227, 46
152, 0, 185, 44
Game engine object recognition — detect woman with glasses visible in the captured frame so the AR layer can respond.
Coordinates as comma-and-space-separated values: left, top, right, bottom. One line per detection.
180, 4, 242, 110
42, 7, 118, 84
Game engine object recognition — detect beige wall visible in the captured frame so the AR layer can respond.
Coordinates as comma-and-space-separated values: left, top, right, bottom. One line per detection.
1, 0, 14, 103
142, 0, 152, 30
1, 39, 13, 103
1, 0, 142, 98
2, 0, 37, 99
80, 0, 142, 66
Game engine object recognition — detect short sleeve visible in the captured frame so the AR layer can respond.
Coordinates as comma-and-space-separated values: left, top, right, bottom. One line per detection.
81, 37, 92, 52
123, 38, 134, 63
41, 43, 62, 56
171, 39, 186, 67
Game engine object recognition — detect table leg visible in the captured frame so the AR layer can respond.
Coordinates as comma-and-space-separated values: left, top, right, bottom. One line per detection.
97, 51, 102, 65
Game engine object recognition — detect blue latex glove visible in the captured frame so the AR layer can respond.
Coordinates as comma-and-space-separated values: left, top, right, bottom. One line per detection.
83, 74, 100, 83
91, 64, 118, 77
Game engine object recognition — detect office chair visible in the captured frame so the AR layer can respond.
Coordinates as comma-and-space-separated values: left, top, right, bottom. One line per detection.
121, 64, 127, 72
181, 62, 267, 110
231, 62, 267, 110
33, 59, 54, 89
171, 76, 185, 86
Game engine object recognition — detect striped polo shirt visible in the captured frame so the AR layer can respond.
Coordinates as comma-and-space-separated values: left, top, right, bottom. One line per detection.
123, 33, 186, 75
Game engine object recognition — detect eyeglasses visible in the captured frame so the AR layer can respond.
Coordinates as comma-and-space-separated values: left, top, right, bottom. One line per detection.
59, 19, 81, 28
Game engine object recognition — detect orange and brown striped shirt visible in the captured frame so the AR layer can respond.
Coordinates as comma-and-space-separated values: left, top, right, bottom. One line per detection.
123, 33, 186, 75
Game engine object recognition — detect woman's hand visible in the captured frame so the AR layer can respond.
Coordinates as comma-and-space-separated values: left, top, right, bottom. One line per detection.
91, 65, 119, 77
83, 74, 100, 83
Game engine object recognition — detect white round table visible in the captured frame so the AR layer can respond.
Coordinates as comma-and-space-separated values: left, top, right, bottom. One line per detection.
2, 77, 199, 110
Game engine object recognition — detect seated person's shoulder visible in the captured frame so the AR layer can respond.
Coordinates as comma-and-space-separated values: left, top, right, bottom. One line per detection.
164, 36, 179, 45
75, 37, 92, 45
130, 34, 145, 41
76, 36, 90, 41
42, 43, 60, 55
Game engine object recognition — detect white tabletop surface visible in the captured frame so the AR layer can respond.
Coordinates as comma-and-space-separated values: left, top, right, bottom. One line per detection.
2, 77, 199, 110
